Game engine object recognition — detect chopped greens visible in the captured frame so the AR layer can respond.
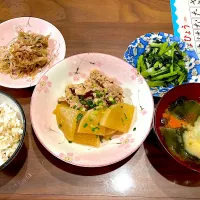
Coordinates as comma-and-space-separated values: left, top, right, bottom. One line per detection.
91, 126, 100, 132
111, 99, 116, 105
83, 123, 88, 128
58, 124, 62, 128
96, 99, 103, 106
96, 91, 104, 98
87, 99, 95, 109
80, 100, 87, 105
137, 42, 188, 87
76, 113, 83, 123
108, 96, 114, 101
108, 96, 116, 105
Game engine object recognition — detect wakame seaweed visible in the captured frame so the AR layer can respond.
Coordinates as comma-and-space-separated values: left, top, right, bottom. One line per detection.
160, 127, 200, 163
169, 100, 200, 125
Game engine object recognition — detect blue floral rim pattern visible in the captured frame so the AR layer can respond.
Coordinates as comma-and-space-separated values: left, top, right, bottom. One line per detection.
124, 32, 200, 97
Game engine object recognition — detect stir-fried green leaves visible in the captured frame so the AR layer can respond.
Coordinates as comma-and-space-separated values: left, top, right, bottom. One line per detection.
137, 42, 188, 87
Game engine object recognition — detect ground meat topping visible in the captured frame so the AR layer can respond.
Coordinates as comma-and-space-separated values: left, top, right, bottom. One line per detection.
58, 69, 124, 110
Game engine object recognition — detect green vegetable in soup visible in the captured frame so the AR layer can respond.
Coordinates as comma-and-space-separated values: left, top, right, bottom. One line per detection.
169, 100, 200, 125
160, 98, 200, 164
160, 127, 200, 163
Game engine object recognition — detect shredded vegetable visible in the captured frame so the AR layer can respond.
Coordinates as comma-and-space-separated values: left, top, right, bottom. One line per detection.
0, 31, 50, 79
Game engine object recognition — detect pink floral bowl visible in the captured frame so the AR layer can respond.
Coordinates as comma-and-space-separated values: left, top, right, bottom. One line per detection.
0, 17, 66, 88
30, 53, 154, 167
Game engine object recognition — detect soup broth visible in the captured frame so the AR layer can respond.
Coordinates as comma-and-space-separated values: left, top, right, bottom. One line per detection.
160, 97, 200, 163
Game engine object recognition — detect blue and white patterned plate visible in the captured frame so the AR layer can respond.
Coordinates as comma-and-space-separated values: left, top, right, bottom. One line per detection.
124, 32, 200, 97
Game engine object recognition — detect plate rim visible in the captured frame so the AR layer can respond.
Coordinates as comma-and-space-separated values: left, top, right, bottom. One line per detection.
30, 53, 154, 167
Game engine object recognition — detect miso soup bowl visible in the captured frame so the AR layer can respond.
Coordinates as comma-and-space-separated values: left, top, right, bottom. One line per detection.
154, 83, 200, 172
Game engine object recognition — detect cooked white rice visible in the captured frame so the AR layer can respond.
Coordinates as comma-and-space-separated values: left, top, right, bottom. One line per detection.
0, 103, 23, 166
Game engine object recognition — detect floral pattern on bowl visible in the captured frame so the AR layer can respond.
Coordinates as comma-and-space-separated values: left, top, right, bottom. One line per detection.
124, 32, 200, 97
30, 53, 154, 167
0, 17, 66, 88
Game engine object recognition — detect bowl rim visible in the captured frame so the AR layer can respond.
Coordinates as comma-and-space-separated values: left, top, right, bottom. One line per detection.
153, 82, 200, 172
0, 90, 26, 170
